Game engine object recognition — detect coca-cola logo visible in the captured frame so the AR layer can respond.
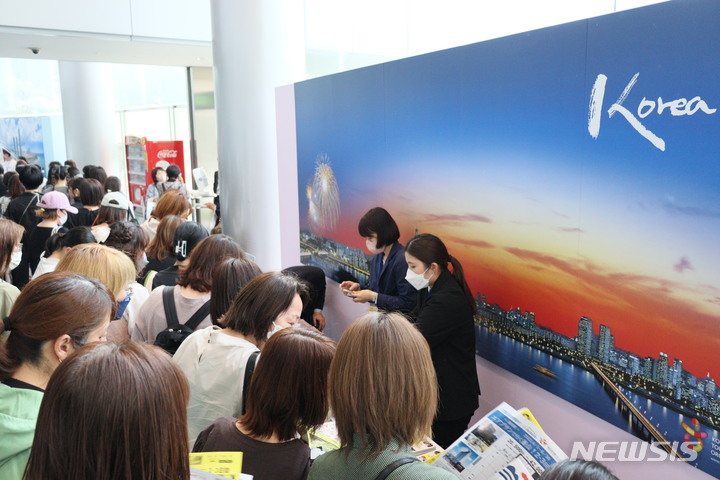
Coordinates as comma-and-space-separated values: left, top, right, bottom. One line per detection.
157, 150, 178, 158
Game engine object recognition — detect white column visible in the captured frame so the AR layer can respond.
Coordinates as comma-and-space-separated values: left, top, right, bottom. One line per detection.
210, 0, 305, 271
58, 61, 118, 173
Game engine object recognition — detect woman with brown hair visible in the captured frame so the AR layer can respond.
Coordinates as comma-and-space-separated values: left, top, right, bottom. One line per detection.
141, 214, 185, 283
174, 271, 309, 445
0, 172, 21, 215
0, 272, 114, 480
0, 218, 24, 317
209, 256, 263, 326
140, 189, 191, 242
309, 312, 455, 480
133, 234, 242, 344
91, 191, 129, 243
23, 342, 190, 480
194, 328, 335, 480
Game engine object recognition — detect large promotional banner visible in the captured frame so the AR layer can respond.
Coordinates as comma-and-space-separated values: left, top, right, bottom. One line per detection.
294, 1, 719, 476
0, 116, 46, 167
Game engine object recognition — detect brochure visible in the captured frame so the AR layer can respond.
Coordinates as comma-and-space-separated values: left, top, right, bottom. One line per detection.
433, 403, 567, 479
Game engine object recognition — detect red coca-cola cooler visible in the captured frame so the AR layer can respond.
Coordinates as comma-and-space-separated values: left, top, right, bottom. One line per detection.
125, 137, 185, 218
145, 140, 185, 184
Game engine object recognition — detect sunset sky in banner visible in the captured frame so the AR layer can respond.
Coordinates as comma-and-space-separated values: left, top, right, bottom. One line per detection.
295, 3, 720, 380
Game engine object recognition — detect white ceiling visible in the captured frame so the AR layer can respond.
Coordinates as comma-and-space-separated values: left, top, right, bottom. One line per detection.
0, 29, 213, 67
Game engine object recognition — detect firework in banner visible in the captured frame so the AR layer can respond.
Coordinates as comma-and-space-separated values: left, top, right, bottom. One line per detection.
306, 154, 340, 234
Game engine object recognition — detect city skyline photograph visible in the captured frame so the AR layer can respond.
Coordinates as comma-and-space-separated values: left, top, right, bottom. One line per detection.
294, 1, 719, 476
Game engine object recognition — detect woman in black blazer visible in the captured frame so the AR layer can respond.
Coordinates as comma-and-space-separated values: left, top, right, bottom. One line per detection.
405, 233, 480, 448
339, 207, 417, 314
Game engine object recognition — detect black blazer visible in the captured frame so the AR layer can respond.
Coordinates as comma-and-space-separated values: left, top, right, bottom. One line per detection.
283, 265, 326, 323
411, 269, 480, 421
366, 241, 417, 314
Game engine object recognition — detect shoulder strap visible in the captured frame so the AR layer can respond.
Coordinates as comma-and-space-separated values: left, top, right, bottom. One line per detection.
19, 193, 39, 224
184, 300, 210, 331
162, 286, 180, 327
241, 351, 260, 415
373, 457, 420, 480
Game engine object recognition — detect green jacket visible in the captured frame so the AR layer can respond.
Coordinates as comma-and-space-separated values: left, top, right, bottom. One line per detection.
309, 435, 457, 480
0, 383, 44, 480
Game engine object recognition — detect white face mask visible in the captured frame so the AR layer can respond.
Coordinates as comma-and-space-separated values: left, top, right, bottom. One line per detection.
58, 212, 67, 226
140, 252, 149, 269
405, 266, 431, 290
267, 322, 285, 339
365, 238, 384, 255
9, 251, 22, 270
156, 173, 168, 183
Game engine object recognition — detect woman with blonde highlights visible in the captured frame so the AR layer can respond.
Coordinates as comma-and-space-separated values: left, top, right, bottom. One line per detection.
309, 312, 455, 480
56, 244, 137, 342
24, 342, 190, 480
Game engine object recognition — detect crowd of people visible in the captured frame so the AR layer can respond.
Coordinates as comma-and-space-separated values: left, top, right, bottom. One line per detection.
0, 155, 620, 480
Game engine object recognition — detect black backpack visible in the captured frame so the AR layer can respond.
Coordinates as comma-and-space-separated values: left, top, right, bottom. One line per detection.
154, 287, 210, 355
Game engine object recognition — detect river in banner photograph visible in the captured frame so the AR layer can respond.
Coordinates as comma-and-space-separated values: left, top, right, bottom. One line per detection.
475, 325, 720, 476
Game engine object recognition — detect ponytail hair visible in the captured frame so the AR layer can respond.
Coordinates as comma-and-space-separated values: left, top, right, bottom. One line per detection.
43, 226, 97, 257
0, 272, 114, 381
405, 233, 476, 312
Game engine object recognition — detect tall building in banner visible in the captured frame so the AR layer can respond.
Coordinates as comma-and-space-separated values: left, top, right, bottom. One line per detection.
643, 356, 655, 379
598, 324, 612, 363
671, 358, 683, 387
654, 352, 669, 385
522, 311, 536, 330
629, 355, 641, 376
576, 317, 593, 357
706, 374, 717, 396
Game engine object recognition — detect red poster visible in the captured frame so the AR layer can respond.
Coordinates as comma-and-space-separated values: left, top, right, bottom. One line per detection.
145, 140, 185, 185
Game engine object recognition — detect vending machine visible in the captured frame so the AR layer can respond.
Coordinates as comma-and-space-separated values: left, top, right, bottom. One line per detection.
125, 137, 185, 219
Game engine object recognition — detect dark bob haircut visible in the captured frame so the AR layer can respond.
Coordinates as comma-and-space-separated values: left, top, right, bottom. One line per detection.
77, 178, 104, 207
239, 329, 336, 442
210, 257, 263, 325
223, 271, 310, 342
358, 207, 400, 249
24, 342, 190, 480
177, 234, 243, 293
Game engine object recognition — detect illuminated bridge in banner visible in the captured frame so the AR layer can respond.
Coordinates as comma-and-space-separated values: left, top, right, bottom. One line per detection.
590, 363, 685, 460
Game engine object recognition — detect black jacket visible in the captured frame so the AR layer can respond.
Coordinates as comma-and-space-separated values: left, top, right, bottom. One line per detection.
411, 269, 480, 421
282, 265, 326, 323
4, 192, 41, 232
